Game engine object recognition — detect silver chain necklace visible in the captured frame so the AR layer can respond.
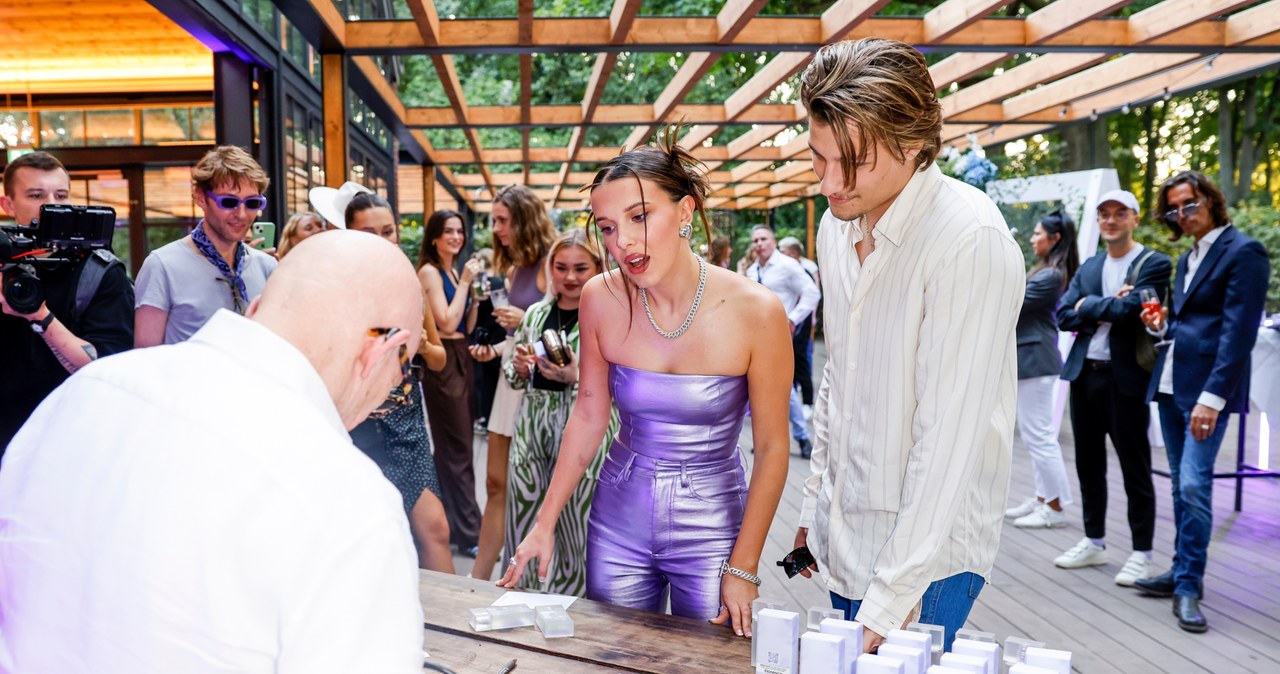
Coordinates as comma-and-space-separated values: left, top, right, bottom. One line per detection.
639, 254, 707, 340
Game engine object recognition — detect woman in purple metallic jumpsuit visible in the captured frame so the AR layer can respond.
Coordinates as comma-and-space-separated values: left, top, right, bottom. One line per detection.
499, 127, 792, 638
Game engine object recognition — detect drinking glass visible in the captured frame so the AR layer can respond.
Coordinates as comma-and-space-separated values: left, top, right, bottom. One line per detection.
1139, 287, 1172, 347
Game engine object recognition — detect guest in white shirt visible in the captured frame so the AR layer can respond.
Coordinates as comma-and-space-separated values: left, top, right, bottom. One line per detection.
778, 236, 820, 417
791, 38, 1025, 653
0, 231, 427, 673
745, 225, 820, 457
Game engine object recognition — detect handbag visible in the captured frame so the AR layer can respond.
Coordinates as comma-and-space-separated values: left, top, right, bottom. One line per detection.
1127, 249, 1159, 372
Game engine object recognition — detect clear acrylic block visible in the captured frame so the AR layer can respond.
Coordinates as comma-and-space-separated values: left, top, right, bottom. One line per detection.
534, 605, 574, 638
468, 604, 535, 632
807, 606, 843, 630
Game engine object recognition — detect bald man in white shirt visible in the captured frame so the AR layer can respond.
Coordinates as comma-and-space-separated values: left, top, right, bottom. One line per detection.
792, 38, 1024, 653
0, 231, 426, 673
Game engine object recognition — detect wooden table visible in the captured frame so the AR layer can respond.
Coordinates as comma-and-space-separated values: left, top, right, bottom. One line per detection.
419, 570, 752, 673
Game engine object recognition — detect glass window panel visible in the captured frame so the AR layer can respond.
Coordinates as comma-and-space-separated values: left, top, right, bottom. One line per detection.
190, 106, 216, 142
0, 111, 36, 148
144, 166, 197, 222
142, 108, 190, 145
85, 110, 136, 146
39, 111, 84, 148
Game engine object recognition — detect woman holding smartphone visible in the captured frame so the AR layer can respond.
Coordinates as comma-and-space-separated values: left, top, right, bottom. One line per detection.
468, 185, 556, 581
501, 230, 618, 595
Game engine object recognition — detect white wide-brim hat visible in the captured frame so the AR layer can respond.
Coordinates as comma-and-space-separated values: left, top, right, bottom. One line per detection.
309, 181, 374, 229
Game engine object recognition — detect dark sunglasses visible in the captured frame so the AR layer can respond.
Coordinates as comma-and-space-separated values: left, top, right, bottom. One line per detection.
368, 328, 423, 419
777, 545, 816, 579
1163, 201, 1201, 224
204, 190, 267, 211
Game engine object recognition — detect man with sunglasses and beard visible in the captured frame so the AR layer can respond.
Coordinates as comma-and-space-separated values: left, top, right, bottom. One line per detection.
0, 231, 427, 673
1137, 171, 1269, 633
134, 146, 277, 347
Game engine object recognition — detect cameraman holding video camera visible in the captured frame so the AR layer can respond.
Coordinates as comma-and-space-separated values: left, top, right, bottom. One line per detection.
0, 152, 135, 454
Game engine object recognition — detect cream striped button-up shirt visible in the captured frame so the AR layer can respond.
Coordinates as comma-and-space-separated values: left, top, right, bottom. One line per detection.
799, 163, 1024, 638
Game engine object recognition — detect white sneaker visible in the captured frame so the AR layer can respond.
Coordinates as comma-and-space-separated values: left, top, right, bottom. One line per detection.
1013, 503, 1066, 529
1004, 498, 1038, 519
1054, 538, 1108, 569
1114, 552, 1153, 586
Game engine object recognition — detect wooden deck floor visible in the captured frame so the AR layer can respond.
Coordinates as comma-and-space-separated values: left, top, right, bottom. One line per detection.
458, 341, 1280, 673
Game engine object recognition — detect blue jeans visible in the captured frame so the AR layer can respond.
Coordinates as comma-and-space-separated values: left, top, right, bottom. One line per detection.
830, 572, 985, 651
1156, 396, 1229, 598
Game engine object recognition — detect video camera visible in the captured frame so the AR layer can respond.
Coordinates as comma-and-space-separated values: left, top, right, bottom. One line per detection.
1, 204, 116, 314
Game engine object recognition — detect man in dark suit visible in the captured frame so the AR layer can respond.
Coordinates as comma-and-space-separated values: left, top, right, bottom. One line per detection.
1137, 171, 1270, 633
1054, 190, 1172, 589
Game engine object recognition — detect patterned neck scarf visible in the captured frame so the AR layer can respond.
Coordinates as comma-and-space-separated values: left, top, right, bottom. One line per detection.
191, 221, 249, 314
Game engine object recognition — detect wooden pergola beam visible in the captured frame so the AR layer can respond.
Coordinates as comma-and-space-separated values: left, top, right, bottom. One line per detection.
1128, 0, 1259, 45
1023, 0, 1129, 44
403, 0, 440, 47
518, 0, 533, 180
821, 0, 895, 41
928, 52, 1009, 90
923, 0, 1010, 43
940, 52, 1109, 118
404, 101, 804, 127
554, 0, 641, 206
1002, 52, 1198, 120
717, 0, 768, 43
1225, 0, 1280, 46
343, 15, 1280, 53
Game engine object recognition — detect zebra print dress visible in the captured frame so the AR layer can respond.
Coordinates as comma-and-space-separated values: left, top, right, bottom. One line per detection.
502, 299, 619, 595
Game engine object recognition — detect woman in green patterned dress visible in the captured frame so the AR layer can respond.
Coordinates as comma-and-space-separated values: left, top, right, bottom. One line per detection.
502, 230, 618, 595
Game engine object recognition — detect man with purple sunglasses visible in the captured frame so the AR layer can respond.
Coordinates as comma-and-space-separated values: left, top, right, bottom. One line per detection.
134, 146, 277, 346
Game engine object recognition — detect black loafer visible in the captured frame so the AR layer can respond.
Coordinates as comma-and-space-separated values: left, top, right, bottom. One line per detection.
797, 438, 812, 459
1174, 594, 1207, 633
1135, 569, 1175, 597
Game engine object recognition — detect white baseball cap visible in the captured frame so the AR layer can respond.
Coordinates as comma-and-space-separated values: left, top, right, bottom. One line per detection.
308, 181, 374, 229
1096, 189, 1141, 215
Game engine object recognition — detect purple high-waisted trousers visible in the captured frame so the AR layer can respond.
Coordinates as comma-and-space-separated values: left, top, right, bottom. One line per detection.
586, 363, 750, 620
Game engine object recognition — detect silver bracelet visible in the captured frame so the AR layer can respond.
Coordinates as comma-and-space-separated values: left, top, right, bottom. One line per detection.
720, 559, 762, 586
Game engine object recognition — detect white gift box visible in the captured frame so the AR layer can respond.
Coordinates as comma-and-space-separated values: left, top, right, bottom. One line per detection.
856, 653, 906, 674
877, 643, 927, 674
1023, 647, 1071, 674
800, 632, 845, 674
938, 652, 988, 674
819, 618, 863, 674
951, 638, 1000, 674
755, 608, 801, 674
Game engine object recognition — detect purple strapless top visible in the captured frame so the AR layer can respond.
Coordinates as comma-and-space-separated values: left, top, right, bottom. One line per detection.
608, 363, 749, 463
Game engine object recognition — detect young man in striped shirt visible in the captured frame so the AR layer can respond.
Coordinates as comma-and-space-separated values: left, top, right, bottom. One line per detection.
792, 38, 1025, 653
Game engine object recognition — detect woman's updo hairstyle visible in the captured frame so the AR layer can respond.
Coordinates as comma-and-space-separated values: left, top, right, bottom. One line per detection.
586, 124, 713, 247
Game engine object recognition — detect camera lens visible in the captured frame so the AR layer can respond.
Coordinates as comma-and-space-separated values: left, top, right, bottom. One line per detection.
2, 265, 45, 315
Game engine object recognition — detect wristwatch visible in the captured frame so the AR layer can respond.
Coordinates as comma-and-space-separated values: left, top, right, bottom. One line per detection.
29, 312, 55, 335
721, 559, 762, 586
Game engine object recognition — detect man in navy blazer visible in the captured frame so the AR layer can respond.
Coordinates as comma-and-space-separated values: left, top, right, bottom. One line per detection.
1054, 190, 1172, 587
1137, 171, 1270, 634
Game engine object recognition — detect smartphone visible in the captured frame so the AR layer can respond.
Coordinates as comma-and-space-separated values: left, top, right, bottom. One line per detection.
251, 222, 276, 250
